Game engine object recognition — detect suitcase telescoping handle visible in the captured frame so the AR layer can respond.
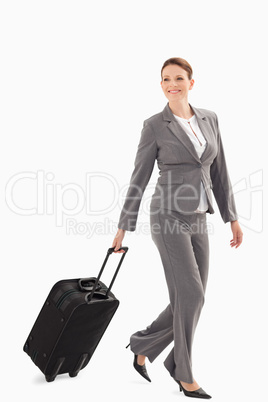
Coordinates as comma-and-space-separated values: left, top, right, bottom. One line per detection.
79, 246, 128, 303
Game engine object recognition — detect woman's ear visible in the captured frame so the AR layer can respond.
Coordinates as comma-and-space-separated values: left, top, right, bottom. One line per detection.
189, 79, 195, 90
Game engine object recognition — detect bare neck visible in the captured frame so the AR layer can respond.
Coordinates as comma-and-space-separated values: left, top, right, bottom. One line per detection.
168, 101, 194, 120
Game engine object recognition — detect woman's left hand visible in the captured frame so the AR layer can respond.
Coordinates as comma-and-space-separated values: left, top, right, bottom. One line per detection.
230, 220, 243, 248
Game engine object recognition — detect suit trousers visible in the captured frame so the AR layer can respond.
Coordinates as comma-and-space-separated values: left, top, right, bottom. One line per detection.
129, 206, 210, 383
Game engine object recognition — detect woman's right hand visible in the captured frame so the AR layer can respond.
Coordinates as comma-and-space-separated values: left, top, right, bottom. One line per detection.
112, 228, 126, 253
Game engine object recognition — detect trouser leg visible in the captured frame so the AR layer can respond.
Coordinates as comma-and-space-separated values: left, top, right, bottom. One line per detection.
130, 304, 173, 362
191, 220, 210, 293
128, 208, 209, 384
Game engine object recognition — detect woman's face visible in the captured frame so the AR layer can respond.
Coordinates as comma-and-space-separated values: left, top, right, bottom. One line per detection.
160, 64, 194, 102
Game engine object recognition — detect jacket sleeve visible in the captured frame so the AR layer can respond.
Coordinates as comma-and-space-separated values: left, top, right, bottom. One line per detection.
117, 121, 158, 231
210, 113, 238, 223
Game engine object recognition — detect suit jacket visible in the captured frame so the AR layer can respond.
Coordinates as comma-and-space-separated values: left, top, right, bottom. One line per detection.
118, 102, 238, 231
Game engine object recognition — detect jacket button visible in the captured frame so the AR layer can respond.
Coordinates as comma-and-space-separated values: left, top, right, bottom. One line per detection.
197, 163, 202, 168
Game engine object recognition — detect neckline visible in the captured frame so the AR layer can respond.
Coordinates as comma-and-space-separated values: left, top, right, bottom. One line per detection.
173, 113, 196, 123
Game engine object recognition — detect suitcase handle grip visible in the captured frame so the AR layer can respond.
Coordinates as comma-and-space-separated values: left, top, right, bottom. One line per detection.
82, 246, 129, 303
78, 278, 102, 292
108, 246, 128, 254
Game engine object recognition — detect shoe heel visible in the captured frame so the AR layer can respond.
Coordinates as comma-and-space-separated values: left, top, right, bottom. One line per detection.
126, 343, 130, 349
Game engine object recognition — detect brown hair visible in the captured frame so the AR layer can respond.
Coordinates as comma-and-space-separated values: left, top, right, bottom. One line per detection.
161, 57, 193, 80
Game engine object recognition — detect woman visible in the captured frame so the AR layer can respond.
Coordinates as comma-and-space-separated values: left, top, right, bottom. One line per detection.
112, 57, 243, 399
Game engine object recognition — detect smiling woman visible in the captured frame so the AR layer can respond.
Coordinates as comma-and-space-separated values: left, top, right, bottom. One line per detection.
112, 56, 243, 399
160, 58, 195, 119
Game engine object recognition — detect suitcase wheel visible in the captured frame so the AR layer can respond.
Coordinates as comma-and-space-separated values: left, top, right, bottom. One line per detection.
68, 353, 88, 378
45, 357, 65, 382
45, 375, 56, 382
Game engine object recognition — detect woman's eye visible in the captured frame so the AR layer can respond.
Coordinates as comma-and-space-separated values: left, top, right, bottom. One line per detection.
163, 77, 183, 81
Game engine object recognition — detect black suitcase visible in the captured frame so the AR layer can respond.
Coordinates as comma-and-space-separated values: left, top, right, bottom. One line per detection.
23, 246, 128, 382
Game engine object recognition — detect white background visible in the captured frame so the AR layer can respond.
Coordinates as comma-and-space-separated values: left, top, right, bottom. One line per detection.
1, 1, 267, 401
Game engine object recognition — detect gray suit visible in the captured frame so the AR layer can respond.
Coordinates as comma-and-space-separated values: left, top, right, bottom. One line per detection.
118, 103, 238, 383
118, 102, 238, 231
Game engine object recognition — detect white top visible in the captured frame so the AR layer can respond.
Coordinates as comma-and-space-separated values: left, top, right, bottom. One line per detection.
173, 113, 209, 213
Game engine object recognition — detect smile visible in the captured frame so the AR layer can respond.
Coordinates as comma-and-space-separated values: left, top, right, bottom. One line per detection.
168, 90, 181, 94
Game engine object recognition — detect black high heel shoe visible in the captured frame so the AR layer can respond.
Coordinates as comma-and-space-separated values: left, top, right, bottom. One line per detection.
174, 379, 212, 399
126, 343, 151, 382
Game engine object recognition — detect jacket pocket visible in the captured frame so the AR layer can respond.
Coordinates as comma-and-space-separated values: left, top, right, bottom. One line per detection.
158, 174, 184, 185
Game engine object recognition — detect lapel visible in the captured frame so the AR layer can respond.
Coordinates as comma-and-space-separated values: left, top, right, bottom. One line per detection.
162, 102, 213, 162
